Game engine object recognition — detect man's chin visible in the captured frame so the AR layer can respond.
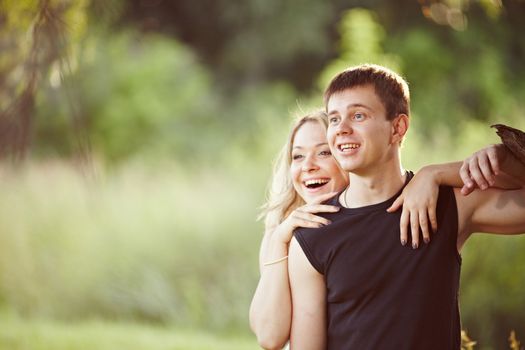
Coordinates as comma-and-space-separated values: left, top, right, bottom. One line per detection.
338, 162, 359, 173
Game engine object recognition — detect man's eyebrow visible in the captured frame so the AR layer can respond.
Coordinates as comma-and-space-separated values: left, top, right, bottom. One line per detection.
328, 103, 372, 115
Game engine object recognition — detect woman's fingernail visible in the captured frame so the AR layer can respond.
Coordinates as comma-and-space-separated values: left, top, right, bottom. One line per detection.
424, 237, 430, 244
401, 239, 407, 246
412, 242, 418, 249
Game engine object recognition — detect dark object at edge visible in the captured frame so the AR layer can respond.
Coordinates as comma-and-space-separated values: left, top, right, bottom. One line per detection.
491, 124, 525, 166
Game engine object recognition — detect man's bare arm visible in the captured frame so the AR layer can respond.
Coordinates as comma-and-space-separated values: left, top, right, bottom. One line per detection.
455, 187, 525, 251
288, 237, 326, 350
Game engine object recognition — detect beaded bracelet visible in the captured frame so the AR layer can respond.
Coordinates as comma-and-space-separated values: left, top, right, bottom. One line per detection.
263, 255, 289, 266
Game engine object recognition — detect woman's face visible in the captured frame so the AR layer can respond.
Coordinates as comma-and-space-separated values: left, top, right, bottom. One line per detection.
290, 121, 349, 204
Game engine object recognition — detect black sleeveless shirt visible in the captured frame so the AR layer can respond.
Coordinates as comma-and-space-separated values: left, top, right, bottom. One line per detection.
294, 174, 461, 349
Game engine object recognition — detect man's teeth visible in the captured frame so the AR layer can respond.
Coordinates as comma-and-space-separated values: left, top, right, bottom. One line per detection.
304, 179, 329, 187
340, 143, 360, 151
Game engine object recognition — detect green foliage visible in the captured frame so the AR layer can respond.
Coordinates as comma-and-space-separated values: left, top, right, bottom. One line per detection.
35, 31, 216, 162
318, 8, 401, 90
34, 28, 299, 165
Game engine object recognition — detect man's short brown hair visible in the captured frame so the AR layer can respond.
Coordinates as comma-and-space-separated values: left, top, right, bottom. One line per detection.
324, 64, 410, 120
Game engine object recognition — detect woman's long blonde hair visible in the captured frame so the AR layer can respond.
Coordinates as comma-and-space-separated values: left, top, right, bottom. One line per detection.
259, 110, 329, 232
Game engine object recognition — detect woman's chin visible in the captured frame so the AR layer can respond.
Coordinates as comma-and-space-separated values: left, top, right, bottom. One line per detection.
302, 185, 332, 203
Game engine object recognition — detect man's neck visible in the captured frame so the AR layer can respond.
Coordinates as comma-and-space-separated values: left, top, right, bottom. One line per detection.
341, 161, 407, 208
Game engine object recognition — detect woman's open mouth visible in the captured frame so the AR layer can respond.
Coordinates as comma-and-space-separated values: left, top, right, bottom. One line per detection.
303, 178, 330, 191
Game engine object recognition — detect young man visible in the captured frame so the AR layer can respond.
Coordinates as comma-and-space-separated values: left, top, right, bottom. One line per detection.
288, 64, 525, 349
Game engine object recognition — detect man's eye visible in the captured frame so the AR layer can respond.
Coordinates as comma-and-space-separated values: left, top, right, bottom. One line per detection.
354, 113, 365, 121
329, 117, 339, 124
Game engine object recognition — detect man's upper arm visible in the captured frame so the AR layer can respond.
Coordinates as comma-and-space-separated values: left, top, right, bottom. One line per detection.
288, 237, 326, 350
456, 187, 525, 248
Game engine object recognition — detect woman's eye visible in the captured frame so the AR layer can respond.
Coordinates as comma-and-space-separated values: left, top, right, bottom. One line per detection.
292, 154, 303, 160
319, 150, 332, 156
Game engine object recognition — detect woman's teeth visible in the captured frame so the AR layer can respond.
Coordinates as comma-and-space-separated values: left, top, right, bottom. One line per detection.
304, 179, 329, 188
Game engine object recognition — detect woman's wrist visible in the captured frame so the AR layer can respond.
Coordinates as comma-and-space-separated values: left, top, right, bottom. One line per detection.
420, 162, 464, 188
264, 233, 289, 260
418, 165, 442, 185
270, 224, 293, 246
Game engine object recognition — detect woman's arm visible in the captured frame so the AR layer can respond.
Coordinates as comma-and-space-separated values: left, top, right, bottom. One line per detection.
418, 144, 524, 196
387, 144, 524, 248
249, 231, 292, 350
249, 193, 338, 350
288, 237, 326, 350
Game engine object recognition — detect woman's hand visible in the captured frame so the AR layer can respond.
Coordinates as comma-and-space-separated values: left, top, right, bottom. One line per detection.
272, 191, 340, 245
387, 169, 439, 249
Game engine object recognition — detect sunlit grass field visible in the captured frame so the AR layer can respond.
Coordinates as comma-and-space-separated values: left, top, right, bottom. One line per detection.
0, 159, 265, 349
0, 313, 257, 350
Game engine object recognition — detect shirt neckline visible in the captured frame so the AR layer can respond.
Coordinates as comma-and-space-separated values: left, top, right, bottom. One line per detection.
332, 171, 414, 214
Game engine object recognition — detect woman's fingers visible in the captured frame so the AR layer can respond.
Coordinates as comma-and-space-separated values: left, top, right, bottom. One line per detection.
291, 217, 326, 229
300, 204, 340, 214
399, 207, 409, 246
419, 210, 430, 244
387, 194, 404, 213
410, 209, 420, 249
292, 210, 331, 226
428, 204, 438, 233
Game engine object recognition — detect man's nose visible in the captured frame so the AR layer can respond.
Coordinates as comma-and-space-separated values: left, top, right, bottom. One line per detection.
336, 119, 353, 136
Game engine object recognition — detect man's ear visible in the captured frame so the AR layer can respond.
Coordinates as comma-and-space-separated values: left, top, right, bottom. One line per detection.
391, 114, 409, 144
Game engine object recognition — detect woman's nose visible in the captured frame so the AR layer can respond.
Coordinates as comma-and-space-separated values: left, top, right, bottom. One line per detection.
302, 154, 319, 172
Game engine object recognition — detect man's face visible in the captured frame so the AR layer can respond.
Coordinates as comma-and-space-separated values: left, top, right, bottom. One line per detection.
326, 85, 395, 175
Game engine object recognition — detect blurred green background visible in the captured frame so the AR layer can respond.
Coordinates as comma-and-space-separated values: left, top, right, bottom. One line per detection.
1, 0, 524, 349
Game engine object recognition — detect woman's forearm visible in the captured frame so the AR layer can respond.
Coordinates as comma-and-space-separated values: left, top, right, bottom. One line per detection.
422, 148, 525, 191
418, 162, 464, 188
249, 233, 292, 350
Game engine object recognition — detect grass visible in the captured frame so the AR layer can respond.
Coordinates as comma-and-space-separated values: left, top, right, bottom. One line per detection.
0, 314, 258, 350
0, 160, 263, 330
